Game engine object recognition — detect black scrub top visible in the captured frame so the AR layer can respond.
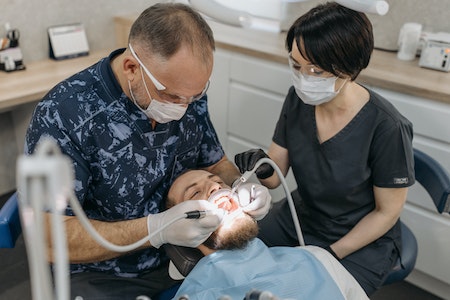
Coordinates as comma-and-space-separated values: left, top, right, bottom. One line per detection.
272, 86, 415, 243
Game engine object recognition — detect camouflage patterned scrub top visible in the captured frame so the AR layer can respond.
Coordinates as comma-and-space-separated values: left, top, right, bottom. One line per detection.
25, 49, 225, 277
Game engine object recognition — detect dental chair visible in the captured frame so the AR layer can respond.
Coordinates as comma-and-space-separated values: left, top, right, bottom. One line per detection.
382, 148, 450, 285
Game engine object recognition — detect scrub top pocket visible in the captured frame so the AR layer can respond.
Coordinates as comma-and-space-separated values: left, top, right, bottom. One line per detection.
170, 147, 200, 181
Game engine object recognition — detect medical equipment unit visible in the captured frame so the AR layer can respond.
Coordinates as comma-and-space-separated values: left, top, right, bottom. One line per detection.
0, 22, 26, 72
419, 32, 450, 72
16, 137, 303, 300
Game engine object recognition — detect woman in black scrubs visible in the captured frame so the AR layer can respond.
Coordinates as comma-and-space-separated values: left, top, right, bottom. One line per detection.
234, 2, 415, 296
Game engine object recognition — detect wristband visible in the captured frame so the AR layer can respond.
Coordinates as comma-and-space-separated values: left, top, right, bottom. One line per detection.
325, 245, 340, 260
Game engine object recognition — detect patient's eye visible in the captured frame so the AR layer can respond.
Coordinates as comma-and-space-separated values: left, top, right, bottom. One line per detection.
189, 190, 200, 199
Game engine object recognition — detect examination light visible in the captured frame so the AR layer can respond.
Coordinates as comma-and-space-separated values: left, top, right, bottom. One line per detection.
189, 0, 389, 29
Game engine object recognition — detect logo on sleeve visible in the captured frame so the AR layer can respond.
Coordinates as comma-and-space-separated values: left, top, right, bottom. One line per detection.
394, 177, 409, 184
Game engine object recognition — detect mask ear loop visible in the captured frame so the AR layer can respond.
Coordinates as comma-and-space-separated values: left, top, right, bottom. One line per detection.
128, 80, 142, 110
139, 65, 156, 103
330, 64, 349, 92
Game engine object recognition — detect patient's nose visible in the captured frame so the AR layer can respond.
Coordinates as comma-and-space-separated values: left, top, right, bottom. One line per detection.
207, 183, 222, 198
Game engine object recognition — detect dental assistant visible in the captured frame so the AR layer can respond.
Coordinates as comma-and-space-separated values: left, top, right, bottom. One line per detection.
24, 3, 270, 299
235, 2, 414, 296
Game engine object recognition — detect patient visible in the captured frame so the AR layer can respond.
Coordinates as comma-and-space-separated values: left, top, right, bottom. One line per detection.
166, 170, 369, 300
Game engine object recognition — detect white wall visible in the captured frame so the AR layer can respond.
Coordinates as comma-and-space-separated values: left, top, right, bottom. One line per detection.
1, 0, 159, 63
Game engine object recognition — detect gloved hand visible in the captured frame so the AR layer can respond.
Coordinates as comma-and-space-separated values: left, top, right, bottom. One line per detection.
236, 183, 272, 220
234, 149, 274, 179
147, 200, 224, 248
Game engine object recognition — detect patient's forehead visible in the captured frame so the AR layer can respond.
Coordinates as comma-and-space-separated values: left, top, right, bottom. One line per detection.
169, 170, 212, 203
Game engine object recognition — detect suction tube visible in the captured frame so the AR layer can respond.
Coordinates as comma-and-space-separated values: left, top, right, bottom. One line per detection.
248, 157, 305, 247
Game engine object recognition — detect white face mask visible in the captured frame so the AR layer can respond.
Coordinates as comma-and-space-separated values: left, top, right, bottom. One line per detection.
141, 98, 187, 123
291, 71, 343, 106
128, 69, 188, 123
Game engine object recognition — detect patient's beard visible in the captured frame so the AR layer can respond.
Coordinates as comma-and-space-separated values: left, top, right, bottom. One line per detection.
203, 214, 258, 250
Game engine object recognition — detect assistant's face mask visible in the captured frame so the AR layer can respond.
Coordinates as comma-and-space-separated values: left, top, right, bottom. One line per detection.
291, 71, 345, 106
128, 67, 188, 123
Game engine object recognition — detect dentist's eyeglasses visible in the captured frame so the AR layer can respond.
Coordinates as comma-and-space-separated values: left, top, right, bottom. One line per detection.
129, 44, 210, 104
288, 52, 335, 78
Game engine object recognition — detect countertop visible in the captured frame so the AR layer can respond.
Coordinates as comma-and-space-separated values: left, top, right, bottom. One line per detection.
0, 51, 109, 112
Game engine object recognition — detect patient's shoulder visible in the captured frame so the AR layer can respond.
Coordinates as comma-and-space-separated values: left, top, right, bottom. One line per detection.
296, 246, 369, 300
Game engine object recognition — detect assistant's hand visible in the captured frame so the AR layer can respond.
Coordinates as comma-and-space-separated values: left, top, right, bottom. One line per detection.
236, 183, 272, 220
234, 149, 274, 179
147, 200, 224, 248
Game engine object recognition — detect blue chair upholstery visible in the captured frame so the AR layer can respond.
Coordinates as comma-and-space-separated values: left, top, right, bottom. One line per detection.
413, 148, 450, 214
383, 148, 450, 285
0, 192, 21, 248
153, 283, 182, 300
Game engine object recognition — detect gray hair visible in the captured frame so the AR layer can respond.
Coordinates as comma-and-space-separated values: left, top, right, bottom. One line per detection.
129, 3, 215, 63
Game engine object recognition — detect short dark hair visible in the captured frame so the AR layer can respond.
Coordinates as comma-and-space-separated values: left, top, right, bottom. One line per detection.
129, 3, 215, 62
286, 2, 373, 80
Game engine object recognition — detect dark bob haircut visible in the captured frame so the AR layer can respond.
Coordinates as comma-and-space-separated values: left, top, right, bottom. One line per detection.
286, 2, 374, 80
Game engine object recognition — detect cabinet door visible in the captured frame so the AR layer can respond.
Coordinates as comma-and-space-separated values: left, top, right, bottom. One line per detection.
371, 87, 450, 289
208, 49, 232, 149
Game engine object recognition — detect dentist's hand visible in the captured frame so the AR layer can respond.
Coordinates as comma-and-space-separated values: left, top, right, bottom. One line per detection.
147, 200, 224, 248
234, 149, 274, 179
236, 183, 272, 220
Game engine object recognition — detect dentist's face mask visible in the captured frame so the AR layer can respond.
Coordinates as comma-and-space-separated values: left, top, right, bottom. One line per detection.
288, 53, 346, 106
128, 77, 187, 123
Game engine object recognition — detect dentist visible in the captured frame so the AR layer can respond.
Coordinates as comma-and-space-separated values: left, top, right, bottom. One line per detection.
25, 3, 270, 299
235, 2, 414, 296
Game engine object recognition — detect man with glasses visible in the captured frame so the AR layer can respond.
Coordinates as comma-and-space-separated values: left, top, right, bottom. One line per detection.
25, 3, 271, 299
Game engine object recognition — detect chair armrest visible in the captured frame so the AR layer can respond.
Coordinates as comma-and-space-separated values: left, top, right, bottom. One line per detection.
0, 192, 21, 248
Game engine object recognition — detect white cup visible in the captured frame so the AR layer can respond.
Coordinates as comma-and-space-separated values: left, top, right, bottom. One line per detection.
397, 22, 422, 61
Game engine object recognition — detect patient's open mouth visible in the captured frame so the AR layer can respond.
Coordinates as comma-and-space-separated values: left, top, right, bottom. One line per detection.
208, 189, 240, 213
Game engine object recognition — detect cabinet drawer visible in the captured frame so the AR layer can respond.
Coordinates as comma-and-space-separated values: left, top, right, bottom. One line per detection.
230, 53, 292, 95
228, 82, 284, 147
372, 87, 450, 143
402, 203, 450, 286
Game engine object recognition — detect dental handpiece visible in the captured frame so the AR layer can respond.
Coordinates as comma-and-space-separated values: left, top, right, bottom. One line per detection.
230, 170, 253, 195
184, 210, 217, 219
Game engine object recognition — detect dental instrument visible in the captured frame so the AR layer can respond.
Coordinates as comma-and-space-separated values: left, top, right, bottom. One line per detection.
229, 157, 305, 246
